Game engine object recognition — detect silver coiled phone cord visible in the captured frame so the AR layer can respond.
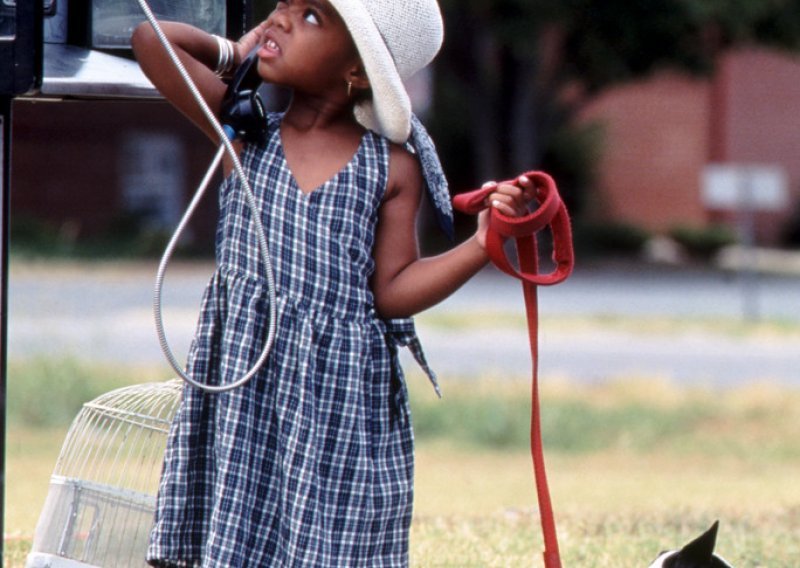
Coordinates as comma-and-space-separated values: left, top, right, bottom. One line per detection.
139, 0, 277, 393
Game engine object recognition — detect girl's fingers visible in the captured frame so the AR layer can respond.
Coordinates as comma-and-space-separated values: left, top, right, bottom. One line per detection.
490, 193, 526, 216
496, 184, 525, 206
481, 180, 498, 207
481, 175, 537, 215
491, 199, 516, 217
237, 20, 269, 54
518, 175, 535, 200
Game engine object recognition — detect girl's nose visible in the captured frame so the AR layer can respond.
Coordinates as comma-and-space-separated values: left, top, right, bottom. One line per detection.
266, 5, 292, 32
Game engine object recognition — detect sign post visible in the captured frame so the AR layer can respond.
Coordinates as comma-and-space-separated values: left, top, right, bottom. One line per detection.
702, 164, 790, 321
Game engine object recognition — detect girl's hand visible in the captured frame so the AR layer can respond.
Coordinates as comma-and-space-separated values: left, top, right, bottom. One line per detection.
475, 174, 535, 250
234, 20, 270, 64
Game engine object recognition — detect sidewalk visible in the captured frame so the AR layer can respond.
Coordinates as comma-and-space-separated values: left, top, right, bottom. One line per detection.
716, 245, 800, 276
6, 257, 800, 386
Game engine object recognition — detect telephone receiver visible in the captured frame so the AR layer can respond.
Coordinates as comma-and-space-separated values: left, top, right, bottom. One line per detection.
220, 46, 267, 143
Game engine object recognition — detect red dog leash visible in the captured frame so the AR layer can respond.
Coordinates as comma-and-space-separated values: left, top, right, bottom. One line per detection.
453, 171, 574, 568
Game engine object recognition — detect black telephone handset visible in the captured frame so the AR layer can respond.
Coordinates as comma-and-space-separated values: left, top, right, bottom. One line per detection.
220, 47, 267, 143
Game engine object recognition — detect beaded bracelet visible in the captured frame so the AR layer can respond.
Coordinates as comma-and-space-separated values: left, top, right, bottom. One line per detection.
213, 34, 236, 77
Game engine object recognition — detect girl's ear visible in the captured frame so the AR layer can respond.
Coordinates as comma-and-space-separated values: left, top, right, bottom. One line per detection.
345, 64, 370, 94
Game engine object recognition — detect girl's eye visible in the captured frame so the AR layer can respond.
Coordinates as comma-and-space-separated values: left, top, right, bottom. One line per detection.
303, 9, 321, 25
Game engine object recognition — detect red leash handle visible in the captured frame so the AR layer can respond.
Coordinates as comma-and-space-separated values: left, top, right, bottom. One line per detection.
453, 171, 573, 286
454, 171, 574, 568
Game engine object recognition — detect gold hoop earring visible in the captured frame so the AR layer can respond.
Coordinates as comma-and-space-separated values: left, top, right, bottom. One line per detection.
347, 81, 353, 98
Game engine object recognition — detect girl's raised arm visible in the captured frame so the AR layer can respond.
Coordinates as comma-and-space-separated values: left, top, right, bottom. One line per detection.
132, 21, 228, 143
131, 20, 268, 144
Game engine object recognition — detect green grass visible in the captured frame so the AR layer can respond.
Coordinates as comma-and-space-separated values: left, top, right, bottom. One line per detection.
417, 310, 800, 339
411, 447, 800, 566
5, 427, 68, 544
5, 358, 800, 566
408, 377, 800, 566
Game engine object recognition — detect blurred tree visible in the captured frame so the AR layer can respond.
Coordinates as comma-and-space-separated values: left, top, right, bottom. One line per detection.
432, 0, 800, 215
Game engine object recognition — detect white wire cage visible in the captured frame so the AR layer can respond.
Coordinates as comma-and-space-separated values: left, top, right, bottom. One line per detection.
26, 379, 183, 568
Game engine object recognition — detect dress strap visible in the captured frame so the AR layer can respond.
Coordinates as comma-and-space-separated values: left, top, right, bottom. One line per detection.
384, 317, 441, 398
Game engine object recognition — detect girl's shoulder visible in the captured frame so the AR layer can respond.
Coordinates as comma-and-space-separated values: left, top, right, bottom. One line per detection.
388, 142, 422, 176
384, 142, 424, 203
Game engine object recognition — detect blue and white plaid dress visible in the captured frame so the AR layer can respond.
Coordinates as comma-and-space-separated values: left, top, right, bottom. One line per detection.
148, 112, 442, 567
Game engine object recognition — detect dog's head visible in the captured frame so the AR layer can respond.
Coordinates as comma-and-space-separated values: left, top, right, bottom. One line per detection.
648, 521, 733, 568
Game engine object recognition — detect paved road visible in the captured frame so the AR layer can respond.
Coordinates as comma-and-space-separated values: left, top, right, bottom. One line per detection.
6, 259, 800, 386
426, 261, 800, 386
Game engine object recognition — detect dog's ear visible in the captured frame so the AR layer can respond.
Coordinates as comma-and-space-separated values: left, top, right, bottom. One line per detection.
673, 521, 719, 567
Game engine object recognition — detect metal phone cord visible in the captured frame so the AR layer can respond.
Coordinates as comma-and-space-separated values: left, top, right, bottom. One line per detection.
137, 0, 277, 393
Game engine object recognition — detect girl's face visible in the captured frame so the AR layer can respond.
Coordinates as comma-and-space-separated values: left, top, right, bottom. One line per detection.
257, 0, 361, 96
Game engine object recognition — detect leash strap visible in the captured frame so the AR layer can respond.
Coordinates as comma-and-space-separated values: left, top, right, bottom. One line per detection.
453, 171, 574, 568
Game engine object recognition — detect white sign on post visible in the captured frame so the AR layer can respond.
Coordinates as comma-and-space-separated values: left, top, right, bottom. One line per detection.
701, 163, 790, 322
701, 164, 789, 211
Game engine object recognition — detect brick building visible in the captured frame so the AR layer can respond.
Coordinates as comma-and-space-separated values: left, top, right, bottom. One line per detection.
11, 98, 221, 249
578, 46, 800, 246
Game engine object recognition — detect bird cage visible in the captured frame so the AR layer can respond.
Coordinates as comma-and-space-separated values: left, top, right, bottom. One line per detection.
26, 379, 183, 568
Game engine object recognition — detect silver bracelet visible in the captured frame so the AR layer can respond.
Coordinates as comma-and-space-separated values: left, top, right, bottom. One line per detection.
213, 34, 236, 77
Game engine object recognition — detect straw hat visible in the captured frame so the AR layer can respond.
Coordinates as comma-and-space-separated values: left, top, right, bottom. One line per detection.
328, 0, 444, 143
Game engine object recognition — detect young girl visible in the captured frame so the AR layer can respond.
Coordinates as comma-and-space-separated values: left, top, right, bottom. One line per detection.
133, 0, 532, 565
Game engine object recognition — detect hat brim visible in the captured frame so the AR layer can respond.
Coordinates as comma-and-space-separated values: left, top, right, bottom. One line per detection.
328, 0, 412, 144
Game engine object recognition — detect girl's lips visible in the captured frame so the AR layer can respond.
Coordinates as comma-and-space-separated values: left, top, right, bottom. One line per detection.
258, 35, 282, 58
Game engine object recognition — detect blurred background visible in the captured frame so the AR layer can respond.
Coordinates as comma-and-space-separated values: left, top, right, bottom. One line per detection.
12, 0, 800, 256
5, 0, 800, 566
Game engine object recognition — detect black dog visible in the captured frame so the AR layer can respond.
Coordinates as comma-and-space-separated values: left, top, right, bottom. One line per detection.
648, 521, 733, 567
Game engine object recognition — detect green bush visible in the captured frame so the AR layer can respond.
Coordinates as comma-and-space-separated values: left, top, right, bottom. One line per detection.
7, 357, 140, 427
411, 384, 531, 449
573, 221, 651, 257
408, 379, 716, 453
9, 213, 195, 260
669, 224, 738, 260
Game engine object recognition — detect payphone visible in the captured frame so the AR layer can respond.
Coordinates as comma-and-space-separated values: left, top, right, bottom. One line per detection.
0, 1, 259, 563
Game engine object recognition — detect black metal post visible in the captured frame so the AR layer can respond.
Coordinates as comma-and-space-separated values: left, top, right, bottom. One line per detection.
1, 94, 11, 568
1, 0, 41, 560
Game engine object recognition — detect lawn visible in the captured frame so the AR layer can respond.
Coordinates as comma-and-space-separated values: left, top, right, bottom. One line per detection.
4, 361, 800, 567
409, 376, 800, 567
412, 446, 800, 566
